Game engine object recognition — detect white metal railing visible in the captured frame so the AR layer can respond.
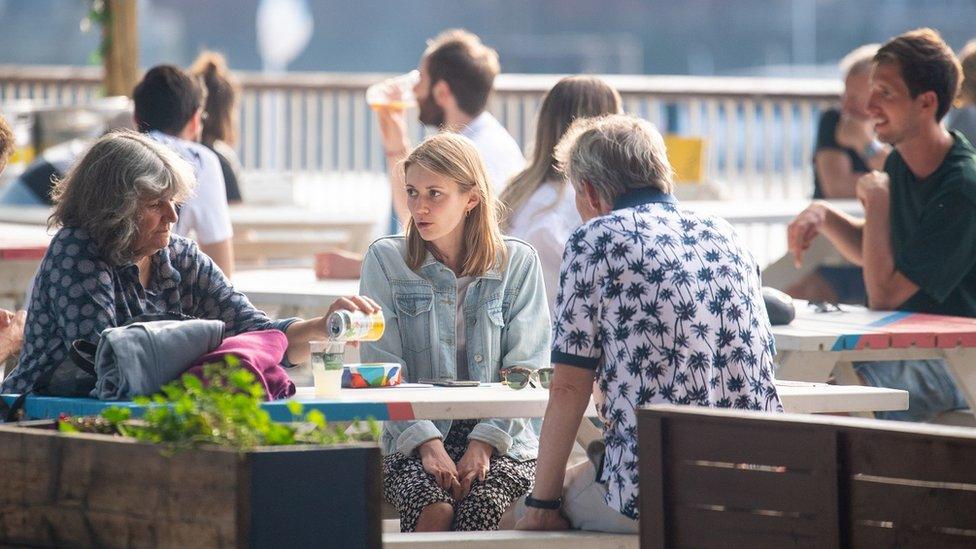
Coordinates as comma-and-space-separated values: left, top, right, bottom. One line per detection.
0, 65, 841, 200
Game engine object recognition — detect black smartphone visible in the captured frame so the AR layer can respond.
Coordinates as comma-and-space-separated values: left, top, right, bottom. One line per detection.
419, 379, 481, 387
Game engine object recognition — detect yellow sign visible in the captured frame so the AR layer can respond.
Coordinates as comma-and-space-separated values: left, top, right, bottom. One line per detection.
663, 135, 705, 184
8, 145, 35, 166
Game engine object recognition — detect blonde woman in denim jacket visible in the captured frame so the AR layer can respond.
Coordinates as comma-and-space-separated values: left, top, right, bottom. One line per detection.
360, 133, 550, 533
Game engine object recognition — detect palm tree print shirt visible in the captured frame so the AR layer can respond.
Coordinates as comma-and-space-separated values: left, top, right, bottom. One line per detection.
550, 187, 783, 519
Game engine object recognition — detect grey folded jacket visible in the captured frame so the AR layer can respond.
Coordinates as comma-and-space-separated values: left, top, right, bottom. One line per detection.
91, 319, 225, 400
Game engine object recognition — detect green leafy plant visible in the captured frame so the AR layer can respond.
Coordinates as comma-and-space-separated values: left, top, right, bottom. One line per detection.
59, 356, 379, 453
80, 0, 111, 66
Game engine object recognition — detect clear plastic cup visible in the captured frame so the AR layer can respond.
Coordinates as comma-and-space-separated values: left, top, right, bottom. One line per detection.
366, 70, 420, 111
310, 340, 345, 397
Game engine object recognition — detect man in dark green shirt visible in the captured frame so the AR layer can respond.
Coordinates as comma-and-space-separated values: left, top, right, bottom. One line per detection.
888, 132, 976, 317
787, 28, 972, 421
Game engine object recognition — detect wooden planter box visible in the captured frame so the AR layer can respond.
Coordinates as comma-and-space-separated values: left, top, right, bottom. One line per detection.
0, 421, 382, 548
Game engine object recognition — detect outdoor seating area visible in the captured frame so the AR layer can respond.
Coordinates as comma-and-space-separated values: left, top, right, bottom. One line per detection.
3, 2, 976, 548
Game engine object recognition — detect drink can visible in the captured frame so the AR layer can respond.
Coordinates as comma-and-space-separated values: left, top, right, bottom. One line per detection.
328, 310, 385, 341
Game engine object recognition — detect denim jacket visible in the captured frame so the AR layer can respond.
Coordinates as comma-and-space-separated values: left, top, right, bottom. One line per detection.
360, 236, 551, 461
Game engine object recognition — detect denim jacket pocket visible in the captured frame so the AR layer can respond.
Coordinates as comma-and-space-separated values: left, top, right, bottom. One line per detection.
483, 295, 505, 369
394, 292, 433, 353
393, 289, 434, 381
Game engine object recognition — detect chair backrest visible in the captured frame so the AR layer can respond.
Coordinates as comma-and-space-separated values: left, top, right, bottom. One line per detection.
637, 405, 976, 549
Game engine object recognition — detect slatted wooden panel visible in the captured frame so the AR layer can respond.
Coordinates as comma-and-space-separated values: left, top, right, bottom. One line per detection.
0, 422, 383, 549
640, 406, 976, 549
0, 425, 239, 548
639, 408, 839, 549
844, 429, 976, 548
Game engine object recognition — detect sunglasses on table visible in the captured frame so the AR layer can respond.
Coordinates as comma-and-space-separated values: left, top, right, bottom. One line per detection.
501, 367, 554, 390
808, 301, 844, 313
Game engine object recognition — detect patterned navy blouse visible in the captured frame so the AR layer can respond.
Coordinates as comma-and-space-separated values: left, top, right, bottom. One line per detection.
550, 187, 782, 520
2, 227, 295, 393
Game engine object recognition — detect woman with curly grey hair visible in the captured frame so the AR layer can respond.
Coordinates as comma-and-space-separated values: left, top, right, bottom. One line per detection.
1, 131, 379, 394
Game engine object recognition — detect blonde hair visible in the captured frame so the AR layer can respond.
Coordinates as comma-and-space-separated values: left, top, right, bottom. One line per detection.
555, 114, 674, 205
957, 39, 976, 107
403, 133, 507, 276
840, 43, 880, 77
500, 76, 621, 227
51, 130, 195, 266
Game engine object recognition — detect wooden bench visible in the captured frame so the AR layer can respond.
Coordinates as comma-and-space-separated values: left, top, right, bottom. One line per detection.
382, 529, 637, 548
637, 404, 976, 548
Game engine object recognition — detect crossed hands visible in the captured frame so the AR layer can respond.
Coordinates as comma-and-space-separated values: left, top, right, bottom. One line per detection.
419, 438, 492, 501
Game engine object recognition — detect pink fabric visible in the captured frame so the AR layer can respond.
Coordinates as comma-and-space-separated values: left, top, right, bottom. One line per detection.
186, 329, 295, 400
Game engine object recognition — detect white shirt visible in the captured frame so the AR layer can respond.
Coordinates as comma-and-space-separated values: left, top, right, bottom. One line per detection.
148, 131, 233, 245
459, 112, 524, 194
506, 180, 581, 313
455, 275, 475, 380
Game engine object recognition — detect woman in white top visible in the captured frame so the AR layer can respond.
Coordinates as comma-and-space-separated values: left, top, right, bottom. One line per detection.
501, 76, 622, 312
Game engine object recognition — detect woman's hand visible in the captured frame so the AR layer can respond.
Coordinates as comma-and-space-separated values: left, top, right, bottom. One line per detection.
283, 295, 381, 362
454, 439, 493, 500
326, 295, 381, 317
321, 295, 381, 345
418, 439, 459, 492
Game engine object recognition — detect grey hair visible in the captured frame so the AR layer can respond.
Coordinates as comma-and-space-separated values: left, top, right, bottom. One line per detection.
554, 114, 674, 205
50, 130, 195, 265
840, 43, 881, 77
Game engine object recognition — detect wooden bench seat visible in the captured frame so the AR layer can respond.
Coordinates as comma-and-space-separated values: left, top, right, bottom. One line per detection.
382, 529, 637, 548
637, 404, 976, 548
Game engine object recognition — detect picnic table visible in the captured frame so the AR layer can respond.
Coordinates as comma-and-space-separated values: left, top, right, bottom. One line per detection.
230, 205, 377, 264
773, 301, 976, 417
1, 380, 907, 422
232, 268, 358, 316
683, 198, 861, 224
679, 199, 862, 271
0, 221, 53, 308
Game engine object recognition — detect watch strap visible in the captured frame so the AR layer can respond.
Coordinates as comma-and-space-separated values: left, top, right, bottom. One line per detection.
524, 493, 563, 510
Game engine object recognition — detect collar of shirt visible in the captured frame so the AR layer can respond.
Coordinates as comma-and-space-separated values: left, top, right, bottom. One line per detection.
459, 111, 492, 140
419, 250, 503, 281
612, 186, 678, 211
115, 240, 182, 294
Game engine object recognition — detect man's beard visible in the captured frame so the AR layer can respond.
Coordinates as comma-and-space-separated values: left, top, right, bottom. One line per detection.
418, 93, 445, 128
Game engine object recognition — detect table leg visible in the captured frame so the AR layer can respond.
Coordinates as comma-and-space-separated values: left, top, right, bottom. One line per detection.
831, 360, 874, 418
775, 351, 837, 382
832, 360, 860, 386
575, 417, 602, 448
941, 348, 976, 415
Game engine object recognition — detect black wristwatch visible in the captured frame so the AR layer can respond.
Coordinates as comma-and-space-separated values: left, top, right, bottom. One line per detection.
524, 493, 562, 510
